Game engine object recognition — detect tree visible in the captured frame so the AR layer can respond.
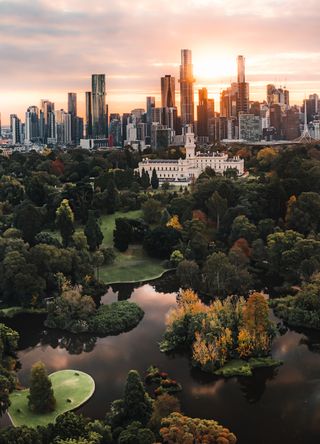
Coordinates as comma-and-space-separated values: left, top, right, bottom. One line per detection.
166, 215, 182, 230
176, 260, 200, 289
149, 394, 181, 433
140, 169, 150, 190
143, 227, 181, 259
0, 426, 42, 444
151, 168, 159, 190
92, 250, 104, 281
118, 421, 155, 444
45, 287, 96, 333
84, 211, 104, 251
53, 412, 88, 441
56, 199, 75, 247
114, 218, 132, 252
206, 191, 227, 231
28, 361, 56, 413
160, 412, 237, 444
13, 201, 44, 245
229, 215, 258, 244
141, 199, 162, 224
123, 370, 153, 426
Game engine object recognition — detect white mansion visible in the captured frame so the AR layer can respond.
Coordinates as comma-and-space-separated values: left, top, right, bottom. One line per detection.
138, 129, 244, 185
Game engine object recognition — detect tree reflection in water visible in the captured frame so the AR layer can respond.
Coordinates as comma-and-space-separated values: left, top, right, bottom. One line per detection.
41, 329, 97, 355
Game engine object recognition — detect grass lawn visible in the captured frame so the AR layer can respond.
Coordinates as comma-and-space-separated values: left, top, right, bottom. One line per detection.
214, 357, 282, 378
98, 210, 168, 284
45, 209, 168, 284
99, 209, 143, 246
99, 245, 168, 284
8, 370, 95, 428
0, 306, 47, 319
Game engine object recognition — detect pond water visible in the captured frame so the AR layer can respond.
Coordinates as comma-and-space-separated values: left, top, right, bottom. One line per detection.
2, 281, 320, 444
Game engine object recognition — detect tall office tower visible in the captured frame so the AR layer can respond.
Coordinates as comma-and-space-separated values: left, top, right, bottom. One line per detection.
236, 55, 249, 116
197, 88, 209, 138
304, 94, 320, 123
161, 75, 175, 108
270, 104, 282, 139
146, 97, 155, 123
85, 91, 92, 138
68, 92, 77, 116
179, 49, 195, 126
91, 74, 106, 138
11, 115, 22, 144
237, 55, 245, 83
40, 99, 54, 142
68, 92, 77, 144
25, 106, 39, 143
146, 96, 155, 138
75, 117, 84, 144
109, 114, 122, 147
220, 85, 237, 119
122, 113, 131, 146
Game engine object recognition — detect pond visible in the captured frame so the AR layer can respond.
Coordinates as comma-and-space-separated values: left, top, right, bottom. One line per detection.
2, 281, 320, 444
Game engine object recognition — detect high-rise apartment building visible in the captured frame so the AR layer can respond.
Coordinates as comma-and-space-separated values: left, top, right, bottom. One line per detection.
85, 91, 92, 138
179, 49, 195, 126
11, 115, 22, 144
197, 88, 208, 138
161, 75, 175, 108
92, 74, 106, 138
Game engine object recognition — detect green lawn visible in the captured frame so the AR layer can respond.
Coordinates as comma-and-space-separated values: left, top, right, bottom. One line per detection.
45, 209, 167, 284
99, 209, 143, 246
99, 245, 169, 284
98, 210, 168, 284
8, 370, 95, 428
214, 358, 282, 378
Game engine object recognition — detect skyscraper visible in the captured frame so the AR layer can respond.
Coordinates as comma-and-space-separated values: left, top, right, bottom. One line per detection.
161, 75, 175, 108
179, 49, 195, 127
25, 106, 39, 143
236, 55, 249, 116
68, 92, 77, 144
85, 91, 92, 138
68, 93, 77, 116
91, 74, 106, 138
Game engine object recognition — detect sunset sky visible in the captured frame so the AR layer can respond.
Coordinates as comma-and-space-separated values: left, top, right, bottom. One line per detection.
1, 0, 320, 125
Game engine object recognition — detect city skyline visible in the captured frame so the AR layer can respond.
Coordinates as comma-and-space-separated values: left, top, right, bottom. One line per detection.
1, 0, 320, 124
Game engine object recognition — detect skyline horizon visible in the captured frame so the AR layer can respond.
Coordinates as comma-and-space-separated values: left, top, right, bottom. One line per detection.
1, 0, 320, 126
1, 51, 318, 126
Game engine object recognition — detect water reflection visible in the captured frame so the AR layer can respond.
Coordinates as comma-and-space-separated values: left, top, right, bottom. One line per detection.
2, 281, 320, 444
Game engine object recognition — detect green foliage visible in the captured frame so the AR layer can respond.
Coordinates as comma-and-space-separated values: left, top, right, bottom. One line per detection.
140, 169, 150, 190
151, 168, 159, 190
0, 426, 42, 444
88, 301, 144, 336
141, 198, 162, 224
113, 218, 132, 252
56, 199, 75, 247
84, 211, 104, 251
54, 412, 88, 441
28, 361, 56, 413
176, 260, 200, 289
118, 421, 155, 444
143, 227, 181, 259
45, 287, 96, 333
13, 201, 44, 245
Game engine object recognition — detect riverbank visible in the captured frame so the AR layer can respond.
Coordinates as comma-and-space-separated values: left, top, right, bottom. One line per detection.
8, 369, 95, 428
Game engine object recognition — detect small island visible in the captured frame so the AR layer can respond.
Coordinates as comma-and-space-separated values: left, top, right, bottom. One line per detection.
160, 289, 281, 377
8, 367, 95, 428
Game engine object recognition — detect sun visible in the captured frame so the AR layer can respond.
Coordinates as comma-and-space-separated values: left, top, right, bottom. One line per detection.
193, 55, 237, 81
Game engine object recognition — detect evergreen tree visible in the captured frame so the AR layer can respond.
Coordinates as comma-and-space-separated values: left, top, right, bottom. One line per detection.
84, 211, 104, 251
114, 218, 132, 252
105, 179, 119, 214
13, 201, 44, 245
123, 370, 153, 426
151, 168, 159, 189
160, 208, 171, 226
140, 169, 150, 190
55, 199, 75, 247
28, 361, 56, 413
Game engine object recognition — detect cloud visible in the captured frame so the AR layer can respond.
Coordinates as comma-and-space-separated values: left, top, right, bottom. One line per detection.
0, 0, 319, 123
